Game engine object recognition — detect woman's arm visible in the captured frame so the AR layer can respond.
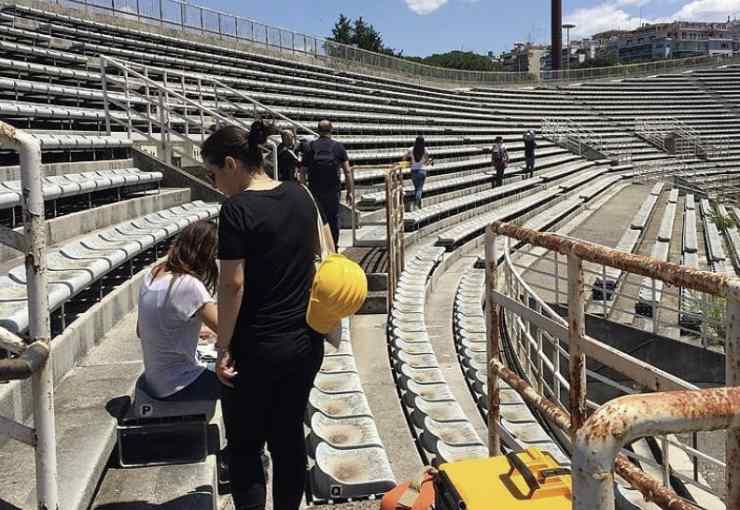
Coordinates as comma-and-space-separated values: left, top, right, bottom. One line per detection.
215, 259, 244, 387
198, 302, 218, 334
216, 259, 244, 352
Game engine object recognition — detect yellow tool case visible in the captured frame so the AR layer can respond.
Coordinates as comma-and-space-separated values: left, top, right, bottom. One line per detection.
434, 448, 572, 509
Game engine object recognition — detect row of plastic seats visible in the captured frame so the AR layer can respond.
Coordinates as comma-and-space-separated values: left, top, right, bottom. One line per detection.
0, 168, 161, 210
358, 170, 492, 208
0, 200, 218, 333
386, 245, 488, 464
592, 184, 664, 304
699, 198, 733, 274
452, 268, 570, 465
635, 191, 679, 317
404, 175, 543, 230
305, 320, 396, 502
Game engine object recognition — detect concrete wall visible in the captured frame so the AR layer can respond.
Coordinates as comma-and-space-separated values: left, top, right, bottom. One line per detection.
550, 305, 724, 404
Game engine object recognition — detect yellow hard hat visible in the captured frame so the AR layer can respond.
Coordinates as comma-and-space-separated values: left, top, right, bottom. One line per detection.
306, 254, 368, 334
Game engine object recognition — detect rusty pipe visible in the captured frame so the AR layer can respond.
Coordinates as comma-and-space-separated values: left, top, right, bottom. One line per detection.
488, 221, 740, 300
490, 359, 701, 510
0, 341, 49, 380
0, 120, 58, 510
573, 387, 740, 510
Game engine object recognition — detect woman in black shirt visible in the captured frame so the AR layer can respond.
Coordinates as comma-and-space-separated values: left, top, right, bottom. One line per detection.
202, 121, 324, 510
277, 129, 299, 182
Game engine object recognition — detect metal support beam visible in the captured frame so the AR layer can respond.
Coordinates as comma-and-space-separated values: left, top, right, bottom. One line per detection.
0, 121, 57, 510
567, 254, 587, 436
485, 228, 501, 456
726, 299, 740, 507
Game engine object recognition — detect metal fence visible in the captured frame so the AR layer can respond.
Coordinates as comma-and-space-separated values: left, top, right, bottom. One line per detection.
43, 0, 740, 86
485, 220, 740, 509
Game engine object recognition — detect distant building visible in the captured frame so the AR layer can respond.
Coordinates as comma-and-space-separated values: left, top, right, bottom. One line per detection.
500, 43, 547, 74
596, 21, 739, 63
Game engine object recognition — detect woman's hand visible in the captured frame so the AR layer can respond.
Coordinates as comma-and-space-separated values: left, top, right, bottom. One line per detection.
216, 348, 238, 388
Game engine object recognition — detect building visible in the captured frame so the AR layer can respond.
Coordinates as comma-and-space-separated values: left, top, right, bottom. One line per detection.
597, 21, 739, 63
500, 43, 547, 74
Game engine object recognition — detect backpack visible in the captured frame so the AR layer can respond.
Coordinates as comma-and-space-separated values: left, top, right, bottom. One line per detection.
308, 140, 341, 189
493, 146, 507, 170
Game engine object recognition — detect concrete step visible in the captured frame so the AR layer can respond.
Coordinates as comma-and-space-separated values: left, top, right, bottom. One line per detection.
0, 311, 142, 510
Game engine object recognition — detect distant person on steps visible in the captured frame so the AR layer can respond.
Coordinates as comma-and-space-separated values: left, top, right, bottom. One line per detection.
524, 130, 537, 178
492, 136, 509, 187
404, 136, 433, 210
300, 119, 354, 247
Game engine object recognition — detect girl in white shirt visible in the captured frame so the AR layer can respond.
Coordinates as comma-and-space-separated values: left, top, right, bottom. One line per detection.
404, 136, 433, 210
137, 220, 219, 401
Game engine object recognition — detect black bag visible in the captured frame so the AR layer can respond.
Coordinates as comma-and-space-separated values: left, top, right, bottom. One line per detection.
308, 140, 341, 191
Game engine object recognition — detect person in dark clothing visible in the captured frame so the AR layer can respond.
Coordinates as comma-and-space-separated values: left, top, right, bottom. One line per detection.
300, 119, 354, 247
277, 130, 299, 182
492, 136, 509, 187
202, 121, 326, 510
524, 130, 537, 178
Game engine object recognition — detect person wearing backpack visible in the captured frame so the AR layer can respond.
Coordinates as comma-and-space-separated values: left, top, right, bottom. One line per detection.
492, 136, 509, 187
524, 130, 537, 178
300, 120, 354, 247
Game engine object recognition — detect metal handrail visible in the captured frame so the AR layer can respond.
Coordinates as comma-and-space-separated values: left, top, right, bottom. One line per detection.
0, 121, 58, 509
485, 220, 740, 508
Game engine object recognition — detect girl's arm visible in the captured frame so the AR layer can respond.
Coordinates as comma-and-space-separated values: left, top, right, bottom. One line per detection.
198, 302, 218, 334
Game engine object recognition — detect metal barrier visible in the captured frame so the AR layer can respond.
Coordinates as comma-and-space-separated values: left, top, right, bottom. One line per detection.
541, 117, 606, 157
98, 54, 318, 167
0, 122, 58, 509
37, 0, 740, 85
385, 164, 405, 308
485, 220, 740, 508
634, 116, 720, 159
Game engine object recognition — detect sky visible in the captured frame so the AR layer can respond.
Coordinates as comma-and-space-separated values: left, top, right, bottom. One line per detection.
193, 0, 740, 57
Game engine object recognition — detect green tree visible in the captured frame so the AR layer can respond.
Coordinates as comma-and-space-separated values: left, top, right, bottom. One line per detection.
331, 14, 353, 45
353, 16, 384, 53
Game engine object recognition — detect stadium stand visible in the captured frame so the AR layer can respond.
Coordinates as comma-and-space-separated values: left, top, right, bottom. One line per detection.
0, 2, 739, 508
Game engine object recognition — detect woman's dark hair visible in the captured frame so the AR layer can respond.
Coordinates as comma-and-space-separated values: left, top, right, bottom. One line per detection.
413, 136, 425, 163
154, 220, 219, 293
201, 120, 275, 172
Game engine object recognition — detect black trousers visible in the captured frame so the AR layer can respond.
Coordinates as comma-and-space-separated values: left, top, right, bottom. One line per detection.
222, 339, 324, 510
312, 190, 340, 247
494, 165, 506, 187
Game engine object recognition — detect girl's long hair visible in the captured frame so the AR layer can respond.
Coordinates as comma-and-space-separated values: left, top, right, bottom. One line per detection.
154, 220, 219, 293
413, 136, 425, 163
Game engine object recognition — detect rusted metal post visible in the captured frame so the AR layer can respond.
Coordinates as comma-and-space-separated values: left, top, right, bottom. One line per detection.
726, 297, 740, 507
0, 122, 58, 510
567, 253, 587, 436
573, 387, 740, 510
485, 226, 501, 456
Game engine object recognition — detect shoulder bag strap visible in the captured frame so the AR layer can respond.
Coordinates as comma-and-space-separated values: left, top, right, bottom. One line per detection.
301, 184, 330, 260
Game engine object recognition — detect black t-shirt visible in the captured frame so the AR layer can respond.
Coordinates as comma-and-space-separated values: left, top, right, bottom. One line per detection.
218, 182, 320, 365
524, 138, 537, 158
277, 143, 299, 182
302, 137, 349, 193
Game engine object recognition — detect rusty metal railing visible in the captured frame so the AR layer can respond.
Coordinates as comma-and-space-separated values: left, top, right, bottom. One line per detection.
0, 122, 58, 509
485, 220, 740, 509
385, 163, 405, 309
